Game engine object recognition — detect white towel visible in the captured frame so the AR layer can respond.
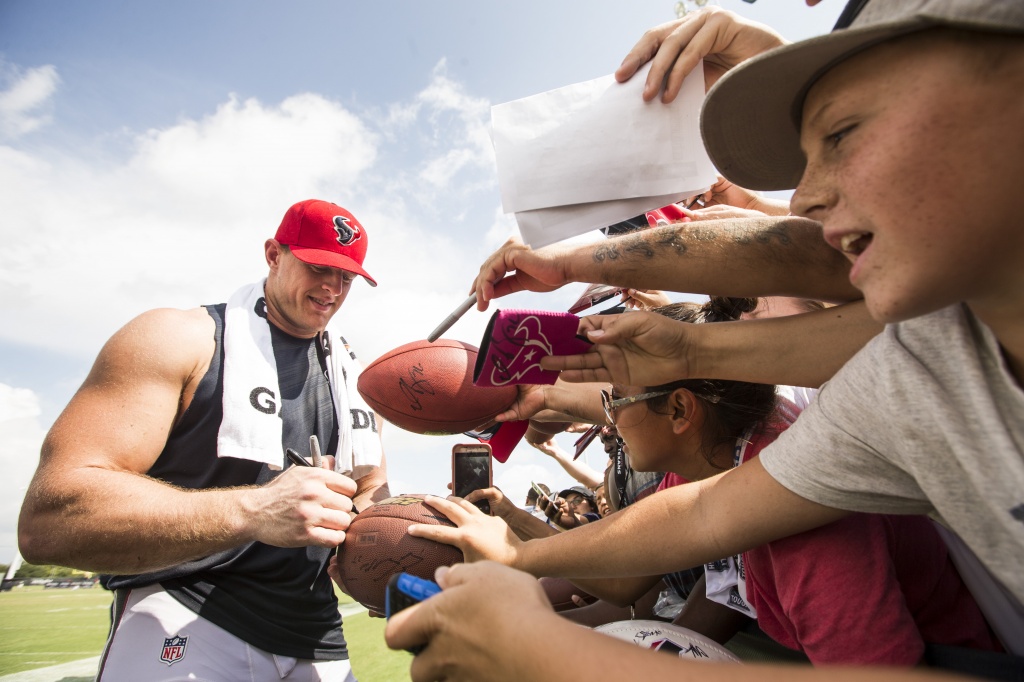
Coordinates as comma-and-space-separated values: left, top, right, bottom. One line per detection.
218, 280, 383, 473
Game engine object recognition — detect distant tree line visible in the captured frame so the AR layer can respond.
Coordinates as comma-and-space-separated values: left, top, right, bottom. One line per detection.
1, 562, 93, 579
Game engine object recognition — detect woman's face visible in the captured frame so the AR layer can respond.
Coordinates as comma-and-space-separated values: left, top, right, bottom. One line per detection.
609, 384, 676, 474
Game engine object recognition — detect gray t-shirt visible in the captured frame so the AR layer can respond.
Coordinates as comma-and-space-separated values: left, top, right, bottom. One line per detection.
760, 303, 1024, 605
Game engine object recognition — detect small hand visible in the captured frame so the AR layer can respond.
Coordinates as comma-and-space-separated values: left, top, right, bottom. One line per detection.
464, 487, 517, 524
472, 238, 573, 311
540, 312, 694, 386
409, 495, 524, 566
384, 562, 555, 679
615, 6, 786, 102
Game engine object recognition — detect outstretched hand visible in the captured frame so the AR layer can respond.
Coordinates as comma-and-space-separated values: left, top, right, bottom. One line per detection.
464, 487, 519, 524
409, 495, 525, 566
384, 562, 555, 681
615, 6, 786, 102
471, 237, 573, 311
539, 311, 694, 387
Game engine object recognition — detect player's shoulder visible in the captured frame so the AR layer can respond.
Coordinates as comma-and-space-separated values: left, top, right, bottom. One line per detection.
103, 307, 216, 370
125, 306, 214, 341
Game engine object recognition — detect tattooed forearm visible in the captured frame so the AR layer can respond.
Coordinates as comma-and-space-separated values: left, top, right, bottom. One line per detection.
623, 235, 655, 259
593, 244, 621, 262
732, 222, 793, 246
655, 229, 689, 256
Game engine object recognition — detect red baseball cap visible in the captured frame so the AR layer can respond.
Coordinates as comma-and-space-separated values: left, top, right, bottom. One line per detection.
274, 199, 377, 287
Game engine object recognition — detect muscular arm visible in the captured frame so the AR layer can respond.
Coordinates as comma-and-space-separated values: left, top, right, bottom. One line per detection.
476, 217, 858, 310
18, 308, 356, 574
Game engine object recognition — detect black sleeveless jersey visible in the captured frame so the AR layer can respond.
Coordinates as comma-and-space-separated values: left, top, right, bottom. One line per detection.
103, 304, 348, 660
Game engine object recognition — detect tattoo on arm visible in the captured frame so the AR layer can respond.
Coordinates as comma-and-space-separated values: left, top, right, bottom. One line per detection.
654, 230, 688, 256
592, 219, 799, 264
594, 244, 621, 262
622, 235, 655, 259
733, 223, 792, 246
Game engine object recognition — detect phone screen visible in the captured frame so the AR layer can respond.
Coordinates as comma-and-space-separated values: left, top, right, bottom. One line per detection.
452, 445, 492, 499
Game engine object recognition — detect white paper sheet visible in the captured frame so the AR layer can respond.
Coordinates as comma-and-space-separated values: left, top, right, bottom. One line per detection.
490, 61, 718, 247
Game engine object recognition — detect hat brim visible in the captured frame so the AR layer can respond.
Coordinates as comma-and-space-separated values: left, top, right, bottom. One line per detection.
290, 246, 378, 287
701, 17, 938, 191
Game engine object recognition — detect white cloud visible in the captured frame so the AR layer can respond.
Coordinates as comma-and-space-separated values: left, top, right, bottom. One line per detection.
0, 61, 563, 564
0, 62, 59, 139
0, 384, 46, 565
0, 64, 513, 365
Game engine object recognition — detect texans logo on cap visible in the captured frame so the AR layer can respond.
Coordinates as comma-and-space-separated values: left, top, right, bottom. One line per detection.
334, 216, 361, 246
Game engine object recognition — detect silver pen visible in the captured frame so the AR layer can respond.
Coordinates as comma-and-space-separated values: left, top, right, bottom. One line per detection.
427, 293, 478, 342
309, 435, 323, 469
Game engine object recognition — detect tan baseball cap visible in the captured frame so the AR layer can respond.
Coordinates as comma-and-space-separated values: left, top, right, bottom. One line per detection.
700, 0, 1024, 191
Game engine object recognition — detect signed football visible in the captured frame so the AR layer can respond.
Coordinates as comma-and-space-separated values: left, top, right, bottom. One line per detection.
336, 495, 463, 613
594, 620, 741, 662
357, 339, 517, 435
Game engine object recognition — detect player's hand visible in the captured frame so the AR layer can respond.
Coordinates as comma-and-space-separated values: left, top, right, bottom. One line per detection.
472, 237, 573, 311
411, 495, 524, 566
385, 562, 554, 680
243, 467, 356, 548
615, 6, 785, 102
539, 312, 694, 386
326, 553, 353, 598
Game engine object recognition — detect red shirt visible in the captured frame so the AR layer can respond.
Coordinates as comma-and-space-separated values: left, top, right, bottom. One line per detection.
658, 409, 999, 664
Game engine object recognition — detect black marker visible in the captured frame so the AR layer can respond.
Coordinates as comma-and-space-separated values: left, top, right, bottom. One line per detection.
286, 447, 312, 468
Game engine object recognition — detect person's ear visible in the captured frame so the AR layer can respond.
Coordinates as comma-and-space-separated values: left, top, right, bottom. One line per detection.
265, 239, 283, 270
668, 388, 699, 435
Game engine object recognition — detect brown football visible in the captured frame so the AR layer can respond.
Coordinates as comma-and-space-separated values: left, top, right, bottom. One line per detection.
356, 339, 517, 435
336, 495, 463, 612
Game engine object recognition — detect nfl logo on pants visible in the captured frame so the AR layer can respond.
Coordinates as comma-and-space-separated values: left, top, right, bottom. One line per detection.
160, 635, 188, 665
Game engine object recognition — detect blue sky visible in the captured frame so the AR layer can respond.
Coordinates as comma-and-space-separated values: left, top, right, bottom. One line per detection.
0, 0, 844, 565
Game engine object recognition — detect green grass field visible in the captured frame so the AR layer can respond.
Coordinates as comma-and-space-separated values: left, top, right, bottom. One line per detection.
0, 586, 412, 681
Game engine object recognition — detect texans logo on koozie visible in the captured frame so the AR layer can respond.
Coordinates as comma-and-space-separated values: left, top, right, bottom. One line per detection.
159, 634, 188, 666
474, 310, 591, 388
333, 216, 362, 246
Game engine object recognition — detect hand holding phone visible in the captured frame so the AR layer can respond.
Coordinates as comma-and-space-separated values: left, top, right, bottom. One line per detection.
385, 573, 442, 654
452, 444, 493, 514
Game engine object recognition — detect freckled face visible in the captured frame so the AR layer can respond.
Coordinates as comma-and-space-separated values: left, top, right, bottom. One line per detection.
791, 34, 1024, 323
264, 243, 355, 338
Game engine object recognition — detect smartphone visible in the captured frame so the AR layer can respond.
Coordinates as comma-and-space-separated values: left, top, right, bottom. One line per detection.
530, 480, 547, 500
572, 424, 601, 460
385, 572, 442, 654
452, 443, 492, 514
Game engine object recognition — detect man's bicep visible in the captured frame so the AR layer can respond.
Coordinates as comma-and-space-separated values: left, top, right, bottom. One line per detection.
41, 310, 206, 475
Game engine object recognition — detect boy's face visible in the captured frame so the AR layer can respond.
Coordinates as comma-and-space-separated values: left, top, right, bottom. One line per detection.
791, 32, 1024, 324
